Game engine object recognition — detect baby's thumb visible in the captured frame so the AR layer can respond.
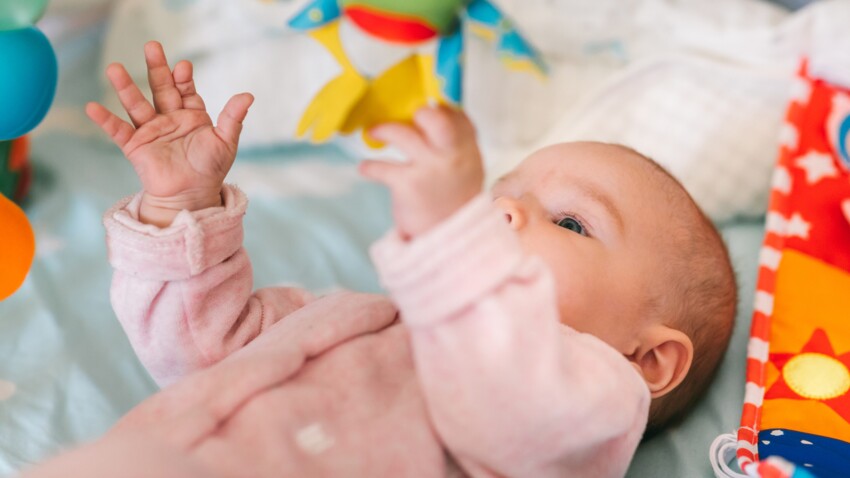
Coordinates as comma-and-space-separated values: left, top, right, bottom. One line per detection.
215, 93, 254, 146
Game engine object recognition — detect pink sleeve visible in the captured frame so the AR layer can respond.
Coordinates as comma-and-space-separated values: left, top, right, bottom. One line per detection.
103, 184, 314, 387
371, 194, 650, 478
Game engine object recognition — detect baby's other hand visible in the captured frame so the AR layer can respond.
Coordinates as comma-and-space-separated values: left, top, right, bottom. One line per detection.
86, 41, 253, 227
359, 106, 484, 240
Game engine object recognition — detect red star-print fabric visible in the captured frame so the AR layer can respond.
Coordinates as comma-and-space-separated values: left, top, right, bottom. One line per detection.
731, 62, 850, 478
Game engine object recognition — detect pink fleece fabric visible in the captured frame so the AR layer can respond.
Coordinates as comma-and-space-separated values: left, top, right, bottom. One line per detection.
22, 184, 649, 478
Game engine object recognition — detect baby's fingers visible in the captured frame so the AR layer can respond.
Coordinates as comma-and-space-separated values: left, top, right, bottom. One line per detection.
215, 93, 254, 147
358, 159, 409, 188
106, 63, 157, 128
369, 123, 429, 160
145, 41, 183, 114
85, 101, 135, 150
173, 60, 205, 111
414, 105, 472, 152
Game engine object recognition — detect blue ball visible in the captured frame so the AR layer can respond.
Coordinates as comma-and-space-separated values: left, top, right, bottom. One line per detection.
0, 26, 57, 141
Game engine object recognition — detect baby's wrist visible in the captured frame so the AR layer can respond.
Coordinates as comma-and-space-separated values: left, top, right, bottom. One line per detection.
139, 188, 223, 227
398, 188, 481, 241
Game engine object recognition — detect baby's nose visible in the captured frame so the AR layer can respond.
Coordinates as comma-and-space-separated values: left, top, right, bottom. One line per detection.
493, 196, 527, 230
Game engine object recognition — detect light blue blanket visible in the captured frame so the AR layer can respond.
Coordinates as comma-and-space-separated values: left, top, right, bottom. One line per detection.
0, 16, 765, 478
0, 21, 391, 474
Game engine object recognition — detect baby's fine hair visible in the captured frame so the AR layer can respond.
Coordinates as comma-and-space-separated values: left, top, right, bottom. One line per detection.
615, 146, 738, 439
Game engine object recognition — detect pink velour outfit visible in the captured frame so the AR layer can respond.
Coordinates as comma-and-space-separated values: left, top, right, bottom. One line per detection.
24, 185, 649, 478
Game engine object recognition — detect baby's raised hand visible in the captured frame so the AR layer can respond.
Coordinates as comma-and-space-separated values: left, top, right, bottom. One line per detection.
359, 106, 484, 240
86, 41, 253, 227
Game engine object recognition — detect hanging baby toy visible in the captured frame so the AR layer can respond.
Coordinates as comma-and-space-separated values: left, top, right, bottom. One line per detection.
287, 0, 547, 146
0, 0, 58, 300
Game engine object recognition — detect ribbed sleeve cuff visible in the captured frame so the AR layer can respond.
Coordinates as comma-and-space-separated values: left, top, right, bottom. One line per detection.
103, 184, 247, 281
370, 193, 523, 327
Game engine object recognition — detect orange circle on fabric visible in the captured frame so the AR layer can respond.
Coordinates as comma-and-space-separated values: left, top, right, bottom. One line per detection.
784, 352, 850, 400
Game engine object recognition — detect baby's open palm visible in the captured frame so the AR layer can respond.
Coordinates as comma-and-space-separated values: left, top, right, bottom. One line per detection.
86, 42, 253, 202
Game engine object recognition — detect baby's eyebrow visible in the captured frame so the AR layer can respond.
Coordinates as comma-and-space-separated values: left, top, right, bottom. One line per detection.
571, 180, 625, 234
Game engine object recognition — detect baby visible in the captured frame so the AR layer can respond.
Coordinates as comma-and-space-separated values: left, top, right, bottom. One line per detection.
26, 42, 736, 478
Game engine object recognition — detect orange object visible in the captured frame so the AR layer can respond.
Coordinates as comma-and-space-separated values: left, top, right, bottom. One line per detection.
0, 135, 35, 300
0, 192, 34, 300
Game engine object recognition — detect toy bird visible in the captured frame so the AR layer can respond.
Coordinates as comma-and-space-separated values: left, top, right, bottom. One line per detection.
287, 0, 547, 146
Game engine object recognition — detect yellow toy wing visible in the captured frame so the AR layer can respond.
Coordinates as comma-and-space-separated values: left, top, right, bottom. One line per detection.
341, 53, 441, 147
295, 21, 370, 143
294, 18, 443, 147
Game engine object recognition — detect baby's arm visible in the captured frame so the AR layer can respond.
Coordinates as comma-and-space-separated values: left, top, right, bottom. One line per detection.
89, 43, 312, 386
363, 109, 649, 477
103, 185, 315, 387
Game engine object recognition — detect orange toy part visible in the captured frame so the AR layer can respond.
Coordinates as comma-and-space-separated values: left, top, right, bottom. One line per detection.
9, 135, 29, 170
0, 192, 34, 300
9, 136, 32, 201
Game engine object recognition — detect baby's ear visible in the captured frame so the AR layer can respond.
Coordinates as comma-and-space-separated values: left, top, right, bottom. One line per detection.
629, 326, 693, 399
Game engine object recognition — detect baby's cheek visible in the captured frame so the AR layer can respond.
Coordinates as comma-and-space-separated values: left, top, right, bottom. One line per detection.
554, 264, 610, 329
553, 277, 586, 325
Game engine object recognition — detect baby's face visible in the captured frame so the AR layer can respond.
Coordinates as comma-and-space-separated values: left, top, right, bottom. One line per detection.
491, 142, 675, 354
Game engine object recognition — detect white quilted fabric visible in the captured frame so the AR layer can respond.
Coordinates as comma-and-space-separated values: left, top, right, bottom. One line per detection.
503, 57, 794, 222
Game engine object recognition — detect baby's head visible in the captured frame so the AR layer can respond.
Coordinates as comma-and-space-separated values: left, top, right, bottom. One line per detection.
491, 142, 736, 437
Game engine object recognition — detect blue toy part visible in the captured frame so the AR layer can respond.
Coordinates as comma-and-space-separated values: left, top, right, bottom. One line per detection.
0, 26, 57, 141
759, 429, 850, 478
466, 0, 500, 25
436, 27, 463, 104
465, 0, 547, 75
498, 29, 547, 74
838, 113, 850, 171
288, 0, 341, 30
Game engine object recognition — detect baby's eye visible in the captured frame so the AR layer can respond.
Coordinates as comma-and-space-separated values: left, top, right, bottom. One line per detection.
557, 217, 587, 236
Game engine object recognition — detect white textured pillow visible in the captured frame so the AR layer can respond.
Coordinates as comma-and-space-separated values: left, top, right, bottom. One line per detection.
532, 57, 792, 223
